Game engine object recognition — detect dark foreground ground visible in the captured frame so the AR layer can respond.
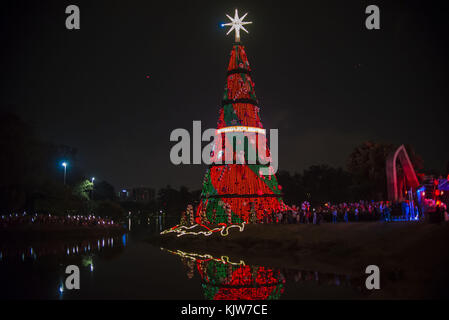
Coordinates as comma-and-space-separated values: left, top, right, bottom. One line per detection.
153, 222, 449, 299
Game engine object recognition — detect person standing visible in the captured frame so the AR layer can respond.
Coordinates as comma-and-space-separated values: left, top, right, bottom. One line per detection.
379, 202, 384, 221
292, 210, 297, 224
384, 205, 391, 222
332, 207, 338, 224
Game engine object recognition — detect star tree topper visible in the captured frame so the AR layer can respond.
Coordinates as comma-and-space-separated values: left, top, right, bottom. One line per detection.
222, 9, 252, 42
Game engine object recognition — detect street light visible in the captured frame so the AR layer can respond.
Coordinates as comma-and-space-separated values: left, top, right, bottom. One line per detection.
91, 177, 95, 200
62, 162, 67, 185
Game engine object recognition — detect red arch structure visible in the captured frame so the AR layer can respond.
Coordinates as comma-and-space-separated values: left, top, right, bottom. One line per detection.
386, 145, 420, 201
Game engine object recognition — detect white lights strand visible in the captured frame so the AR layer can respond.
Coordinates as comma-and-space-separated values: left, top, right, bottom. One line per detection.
161, 248, 246, 266
160, 222, 246, 237
216, 126, 265, 135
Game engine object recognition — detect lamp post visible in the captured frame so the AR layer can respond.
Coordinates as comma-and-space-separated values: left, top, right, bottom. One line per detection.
91, 177, 95, 200
62, 162, 67, 185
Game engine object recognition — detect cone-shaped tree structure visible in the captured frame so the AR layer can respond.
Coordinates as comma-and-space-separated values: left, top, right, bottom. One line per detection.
197, 258, 285, 300
197, 44, 286, 224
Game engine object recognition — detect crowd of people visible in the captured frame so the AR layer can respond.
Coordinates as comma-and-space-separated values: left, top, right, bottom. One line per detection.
0, 213, 116, 228
269, 200, 442, 225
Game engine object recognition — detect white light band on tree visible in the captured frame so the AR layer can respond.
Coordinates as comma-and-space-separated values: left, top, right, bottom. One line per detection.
216, 126, 266, 135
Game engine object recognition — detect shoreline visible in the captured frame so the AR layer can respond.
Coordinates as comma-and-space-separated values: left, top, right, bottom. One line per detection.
0, 224, 126, 241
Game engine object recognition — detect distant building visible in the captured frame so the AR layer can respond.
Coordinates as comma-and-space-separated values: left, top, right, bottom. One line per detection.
118, 187, 155, 202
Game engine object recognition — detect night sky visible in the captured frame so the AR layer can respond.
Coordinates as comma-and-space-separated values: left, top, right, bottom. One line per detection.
1, 0, 448, 191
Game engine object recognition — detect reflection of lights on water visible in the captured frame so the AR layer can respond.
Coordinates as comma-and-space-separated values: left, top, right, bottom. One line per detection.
90, 264, 94, 272
0, 236, 124, 263
128, 218, 131, 231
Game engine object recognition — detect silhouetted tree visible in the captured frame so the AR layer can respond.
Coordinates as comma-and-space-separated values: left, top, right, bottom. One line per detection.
96, 200, 125, 220
347, 141, 423, 200
156, 185, 200, 217
277, 170, 304, 204
302, 165, 353, 204
93, 180, 116, 201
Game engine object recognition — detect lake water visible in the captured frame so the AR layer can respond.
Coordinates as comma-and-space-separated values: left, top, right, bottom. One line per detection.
0, 218, 366, 300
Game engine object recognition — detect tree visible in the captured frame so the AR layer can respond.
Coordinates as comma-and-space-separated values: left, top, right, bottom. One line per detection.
276, 170, 304, 204
34, 181, 84, 215
197, 44, 285, 223
93, 180, 116, 201
96, 200, 125, 220
347, 141, 423, 200
302, 165, 353, 204
73, 179, 93, 201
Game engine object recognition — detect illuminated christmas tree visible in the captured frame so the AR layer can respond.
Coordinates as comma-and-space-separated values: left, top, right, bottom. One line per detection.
197, 10, 286, 224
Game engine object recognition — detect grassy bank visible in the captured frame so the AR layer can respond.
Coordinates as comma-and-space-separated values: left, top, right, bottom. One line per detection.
153, 222, 449, 299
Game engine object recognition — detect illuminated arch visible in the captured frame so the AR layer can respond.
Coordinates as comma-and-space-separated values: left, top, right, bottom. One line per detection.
386, 145, 419, 201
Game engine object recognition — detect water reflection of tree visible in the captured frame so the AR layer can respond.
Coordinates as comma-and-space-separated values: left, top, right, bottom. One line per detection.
163, 249, 285, 300
199, 263, 285, 300
164, 248, 364, 300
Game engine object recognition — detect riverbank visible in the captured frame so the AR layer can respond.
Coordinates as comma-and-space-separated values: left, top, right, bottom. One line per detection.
153, 222, 449, 299
0, 224, 126, 240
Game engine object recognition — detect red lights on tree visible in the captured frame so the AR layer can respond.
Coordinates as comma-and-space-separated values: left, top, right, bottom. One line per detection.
196, 257, 284, 300
198, 44, 286, 224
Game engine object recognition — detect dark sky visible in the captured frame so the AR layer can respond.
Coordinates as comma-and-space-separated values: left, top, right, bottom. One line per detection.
1, 0, 448, 191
